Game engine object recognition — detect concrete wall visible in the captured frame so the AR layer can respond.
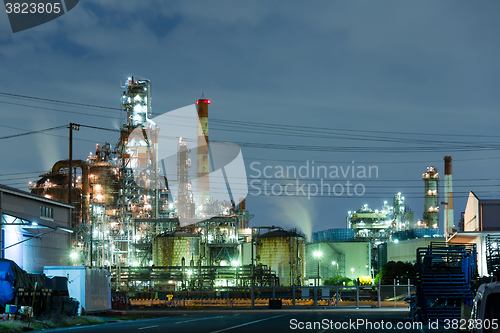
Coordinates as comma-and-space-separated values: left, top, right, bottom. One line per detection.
464, 192, 480, 231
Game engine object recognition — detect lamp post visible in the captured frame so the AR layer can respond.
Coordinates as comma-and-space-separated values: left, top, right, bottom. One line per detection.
313, 250, 322, 286
332, 261, 338, 276
351, 268, 354, 280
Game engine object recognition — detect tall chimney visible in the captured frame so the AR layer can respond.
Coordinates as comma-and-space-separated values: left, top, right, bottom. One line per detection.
444, 156, 454, 236
196, 95, 210, 204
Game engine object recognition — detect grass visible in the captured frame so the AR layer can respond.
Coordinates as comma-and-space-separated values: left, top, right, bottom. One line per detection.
0, 315, 105, 332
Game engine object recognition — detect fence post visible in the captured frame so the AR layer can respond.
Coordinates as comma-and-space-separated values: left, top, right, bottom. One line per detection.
313, 286, 317, 308
251, 286, 254, 309
336, 286, 339, 307
356, 285, 359, 308
393, 279, 396, 308
378, 279, 381, 308
407, 278, 410, 297
292, 287, 296, 307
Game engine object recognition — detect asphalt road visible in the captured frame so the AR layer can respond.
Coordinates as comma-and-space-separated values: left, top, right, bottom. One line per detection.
45, 309, 455, 333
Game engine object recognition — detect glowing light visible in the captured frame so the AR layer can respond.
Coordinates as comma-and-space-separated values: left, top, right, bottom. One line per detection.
220, 260, 227, 266
313, 251, 322, 258
394, 239, 399, 243
187, 269, 193, 276
70, 251, 79, 260
231, 260, 238, 267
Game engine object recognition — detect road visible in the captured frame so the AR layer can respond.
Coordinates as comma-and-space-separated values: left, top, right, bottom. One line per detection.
46, 309, 455, 333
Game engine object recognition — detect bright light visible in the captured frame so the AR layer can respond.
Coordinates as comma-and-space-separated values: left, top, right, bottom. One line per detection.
231, 260, 239, 267
187, 269, 193, 276
313, 251, 322, 258
394, 239, 399, 243
332, 261, 336, 265
32, 222, 38, 226
351, 268, 354, 273
220, 260, 227, 266
70, 251, 78, 260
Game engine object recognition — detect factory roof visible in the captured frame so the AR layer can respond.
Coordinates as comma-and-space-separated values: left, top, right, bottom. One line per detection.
156, 230, 200, 238
0, 183, 73, 209
260, 229, 304, 238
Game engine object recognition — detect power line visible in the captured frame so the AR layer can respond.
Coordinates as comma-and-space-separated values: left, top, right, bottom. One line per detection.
0, 125, 66, 140
0, 92, 121, 111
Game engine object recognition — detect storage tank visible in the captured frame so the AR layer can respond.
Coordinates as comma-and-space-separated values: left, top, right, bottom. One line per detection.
153, 231, 200, 266
257, 229, 305, 286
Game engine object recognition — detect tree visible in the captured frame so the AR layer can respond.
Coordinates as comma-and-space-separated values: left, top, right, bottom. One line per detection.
376, 261, 417, 285
323, 276, 355, 286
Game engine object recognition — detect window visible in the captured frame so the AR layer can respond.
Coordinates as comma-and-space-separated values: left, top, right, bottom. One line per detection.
40, 206, 53, 219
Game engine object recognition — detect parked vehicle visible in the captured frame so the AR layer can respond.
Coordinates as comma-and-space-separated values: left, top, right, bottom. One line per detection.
470, 280, 500, 333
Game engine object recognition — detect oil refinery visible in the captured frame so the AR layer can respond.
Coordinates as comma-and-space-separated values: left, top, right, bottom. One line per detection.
28, 77, 306, 292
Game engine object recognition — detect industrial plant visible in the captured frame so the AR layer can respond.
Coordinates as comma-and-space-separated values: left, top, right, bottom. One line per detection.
1, 78, 499, 324
27, 77, 305, 292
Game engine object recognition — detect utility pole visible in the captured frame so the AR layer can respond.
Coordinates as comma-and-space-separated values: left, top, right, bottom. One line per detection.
68, 123, 80, 225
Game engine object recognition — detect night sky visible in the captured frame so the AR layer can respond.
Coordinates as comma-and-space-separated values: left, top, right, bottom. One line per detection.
1, 1, 500, 240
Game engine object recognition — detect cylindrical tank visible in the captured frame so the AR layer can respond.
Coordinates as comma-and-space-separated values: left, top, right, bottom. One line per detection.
153, 231, 200, 266
257, 230, 305, 286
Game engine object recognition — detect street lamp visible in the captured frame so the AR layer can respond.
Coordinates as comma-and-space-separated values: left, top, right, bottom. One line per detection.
332, 261, 339, 276
313, 250, 323, 286
351, 268, 355, 280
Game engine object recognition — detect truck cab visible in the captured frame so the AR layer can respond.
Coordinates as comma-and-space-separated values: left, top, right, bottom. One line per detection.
470, 281, 500, 333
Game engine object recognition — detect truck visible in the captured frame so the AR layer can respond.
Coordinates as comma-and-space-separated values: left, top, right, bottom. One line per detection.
470, 280, 500, 333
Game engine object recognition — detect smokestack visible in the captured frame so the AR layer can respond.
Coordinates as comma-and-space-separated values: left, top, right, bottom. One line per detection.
444, 156, 454, 236
196, 95, 210, 202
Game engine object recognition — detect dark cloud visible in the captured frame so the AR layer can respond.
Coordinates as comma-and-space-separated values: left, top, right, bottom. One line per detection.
1, 0, 499, 233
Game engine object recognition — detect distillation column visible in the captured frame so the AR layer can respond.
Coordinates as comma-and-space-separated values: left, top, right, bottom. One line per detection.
422, 166, 439, 228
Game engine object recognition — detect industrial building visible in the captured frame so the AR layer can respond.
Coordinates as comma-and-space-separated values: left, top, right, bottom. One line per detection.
385, 237, 445, 264
305, 241, 370, 285
446, 191, 500, 276
28, 77, 308, 291
0, 184, 73, 273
